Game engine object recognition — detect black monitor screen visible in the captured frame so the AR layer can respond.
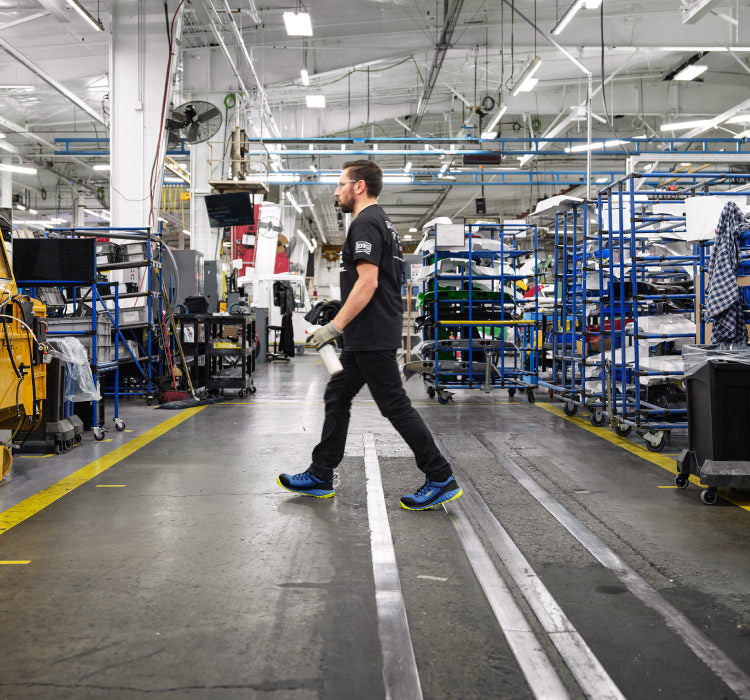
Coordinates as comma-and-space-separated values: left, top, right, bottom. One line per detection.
13, 239, 96, 284
204, 192, 255, 227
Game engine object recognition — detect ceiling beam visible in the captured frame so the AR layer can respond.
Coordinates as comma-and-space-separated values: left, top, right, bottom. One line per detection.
681, 0, 726, 24
412, 0, 465, 132
0, 36, 104, 125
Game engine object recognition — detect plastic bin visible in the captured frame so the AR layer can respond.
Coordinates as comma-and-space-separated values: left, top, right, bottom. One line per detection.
676, 345, 750, 503
685, 358, 750, 463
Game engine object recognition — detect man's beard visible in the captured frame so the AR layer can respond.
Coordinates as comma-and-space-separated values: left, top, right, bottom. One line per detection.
337, 198, 354, 214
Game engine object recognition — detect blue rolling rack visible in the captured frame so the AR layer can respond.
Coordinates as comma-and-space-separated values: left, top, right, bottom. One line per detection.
408, 221, 539, 403
596, 175, 742, 451
538, 199, 608, 421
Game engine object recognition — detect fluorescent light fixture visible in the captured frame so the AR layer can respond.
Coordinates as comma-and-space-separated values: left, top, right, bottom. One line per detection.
484, 104, 508, 134
319, 175, 340, 184
404, 235, 412, 240
673, 64, 708, 81
403, 161, 412, 173
14, 203, 25, 210
516, 77, 538, 93
84, 208, 110, 220
283, 11, 312, 36
28, 208, 37, 215
267, 173, 300, 183
93, 163, 110, 171
552, 0, 585, 36
286, 191, 303, 213
300, 68, 310, 86
595, 177, 609, 183
66, 0, 105, 31
296, 229, 314, 252
408, 227, 418, 233
583, 0, 602, 7
309, 164, 317, 172
0, 163, 37, 175
382, 175, 412, 184
564, 139, 627, 153
680, 162, 692, 166
481, 131, 498, 139
660, 118, 714, 131
510, 57, 542, 96
182, 229, 191, 236
306, 94, 326, 109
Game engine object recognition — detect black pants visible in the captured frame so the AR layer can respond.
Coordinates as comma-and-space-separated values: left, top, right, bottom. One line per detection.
310, 349, 452, 482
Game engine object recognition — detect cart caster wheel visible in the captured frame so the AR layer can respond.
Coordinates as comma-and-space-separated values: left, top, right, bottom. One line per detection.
675, 474, 689, 489
590, 412, 605, 427
238, 389, 246, 398
73, 435, 82, 445
114, 419, 126, 432
615, 425, 632, 437
437, 391, 453, 405
249, 385, 257, 394
526, 388, 536, 404
508, 388, 516, 398
146, 397, 153, 406
701, 487, 718, 505
64, 439, 73, 451
563, 402, 577, 416
54, 442, 63, 455
645, 433, 666, 452
426, 386, 436, 399
93, 427, 105, 441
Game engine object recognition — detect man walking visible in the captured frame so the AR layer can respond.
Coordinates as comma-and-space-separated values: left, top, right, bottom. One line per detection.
277, 160, 462, 510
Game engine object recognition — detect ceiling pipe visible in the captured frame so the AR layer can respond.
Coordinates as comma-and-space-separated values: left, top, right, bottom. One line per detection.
215, 0, 281, 138
411, 0, 465, 133
498, 0, 593, 198
0, 36, 104, 125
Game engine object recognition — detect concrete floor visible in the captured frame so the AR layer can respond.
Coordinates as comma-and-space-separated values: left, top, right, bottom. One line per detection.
1, 354, 749, 699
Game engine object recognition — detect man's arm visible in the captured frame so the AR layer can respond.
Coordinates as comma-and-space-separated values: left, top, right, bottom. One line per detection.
333, 260, 379, 330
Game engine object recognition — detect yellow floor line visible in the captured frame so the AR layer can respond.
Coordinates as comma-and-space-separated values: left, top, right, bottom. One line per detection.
0, 560, 30, 565
536, 403, 750, 512
0, 406, 205, 536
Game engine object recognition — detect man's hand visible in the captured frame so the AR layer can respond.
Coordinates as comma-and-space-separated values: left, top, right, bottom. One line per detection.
307, 321, 343, 349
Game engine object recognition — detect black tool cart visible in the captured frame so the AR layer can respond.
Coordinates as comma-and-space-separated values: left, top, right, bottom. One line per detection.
175, 312, 256, 398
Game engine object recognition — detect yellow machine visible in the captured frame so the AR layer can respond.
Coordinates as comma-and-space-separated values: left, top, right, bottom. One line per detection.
0, 240, 47, 477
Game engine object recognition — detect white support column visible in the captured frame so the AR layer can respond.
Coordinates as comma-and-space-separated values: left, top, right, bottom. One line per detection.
109, 0, 184, 229
189, 141, 214, 259
73, 188, 86, 227
0, 158, 11, 209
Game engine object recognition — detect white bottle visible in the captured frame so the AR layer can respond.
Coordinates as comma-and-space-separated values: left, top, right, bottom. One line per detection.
319, 344, 343, 375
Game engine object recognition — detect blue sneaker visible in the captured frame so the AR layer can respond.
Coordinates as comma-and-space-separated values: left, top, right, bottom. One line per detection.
278, 469, 335, 498
400, 476, 462, 510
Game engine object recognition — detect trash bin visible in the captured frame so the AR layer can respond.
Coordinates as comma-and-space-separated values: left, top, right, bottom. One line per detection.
676, 344, 750, 504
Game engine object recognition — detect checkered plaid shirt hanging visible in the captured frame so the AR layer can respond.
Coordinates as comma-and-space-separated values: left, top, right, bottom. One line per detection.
707, 201, 748, 344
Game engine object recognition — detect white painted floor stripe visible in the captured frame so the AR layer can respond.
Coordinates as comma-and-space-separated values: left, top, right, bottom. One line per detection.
452, 465, 625, 699
445, 501, 571, 699
478, 433, 750, 700
363, 433, 423, 700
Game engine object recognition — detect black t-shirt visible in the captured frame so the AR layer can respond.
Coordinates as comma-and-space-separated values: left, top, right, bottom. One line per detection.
340, 204, 404, 350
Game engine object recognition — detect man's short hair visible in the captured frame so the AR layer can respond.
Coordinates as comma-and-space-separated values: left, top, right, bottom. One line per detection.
342, 160, 383, 198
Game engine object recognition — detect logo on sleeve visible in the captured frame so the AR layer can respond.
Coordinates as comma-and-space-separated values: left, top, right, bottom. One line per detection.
355, 241, 373, 256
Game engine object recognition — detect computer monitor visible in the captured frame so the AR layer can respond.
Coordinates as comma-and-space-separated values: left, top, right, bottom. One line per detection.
204, 192, 255, 227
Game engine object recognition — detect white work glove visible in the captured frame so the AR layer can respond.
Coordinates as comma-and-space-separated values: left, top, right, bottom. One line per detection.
307, 321, 343, 349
